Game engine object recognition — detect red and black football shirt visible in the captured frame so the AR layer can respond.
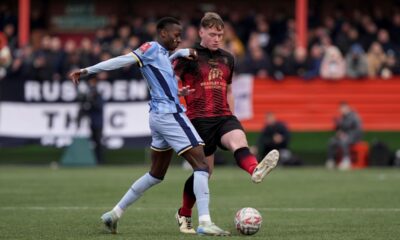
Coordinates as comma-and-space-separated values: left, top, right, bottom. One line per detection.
174, 43, 235, 120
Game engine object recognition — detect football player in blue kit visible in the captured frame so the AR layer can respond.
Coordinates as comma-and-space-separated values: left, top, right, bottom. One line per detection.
69, 17, 230, 236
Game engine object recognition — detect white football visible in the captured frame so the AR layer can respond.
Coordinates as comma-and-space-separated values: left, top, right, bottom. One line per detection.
234, 207, 262, 235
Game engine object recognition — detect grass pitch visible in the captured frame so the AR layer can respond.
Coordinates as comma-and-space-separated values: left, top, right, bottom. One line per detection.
0, 166, 399, 240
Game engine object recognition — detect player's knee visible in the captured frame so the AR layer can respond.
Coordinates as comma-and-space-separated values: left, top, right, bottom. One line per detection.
227, 140, 248, 152
192, 159, 209, 173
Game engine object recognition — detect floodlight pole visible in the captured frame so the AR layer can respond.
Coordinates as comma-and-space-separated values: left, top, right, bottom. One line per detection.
295, 0, 308, 49
18, 0, 30, 47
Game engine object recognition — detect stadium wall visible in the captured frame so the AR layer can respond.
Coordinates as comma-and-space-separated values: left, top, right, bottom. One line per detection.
1, 76, 399, 165
242, 77, 400, 131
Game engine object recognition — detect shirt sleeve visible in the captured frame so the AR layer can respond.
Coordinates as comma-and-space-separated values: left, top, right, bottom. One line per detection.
85, 53, 138, 75
132, 42, 158, 67
169, 49, 190, 61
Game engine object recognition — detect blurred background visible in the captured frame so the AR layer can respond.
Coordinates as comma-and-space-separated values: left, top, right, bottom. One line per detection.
1, 0, 400, 167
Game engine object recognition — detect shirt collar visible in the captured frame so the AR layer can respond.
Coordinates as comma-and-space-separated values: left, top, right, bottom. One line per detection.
195, 42, 221, 55
156, 42, 169, 55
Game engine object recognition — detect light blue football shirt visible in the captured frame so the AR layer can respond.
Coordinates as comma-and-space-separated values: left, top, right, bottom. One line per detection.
131, 41, 185, 113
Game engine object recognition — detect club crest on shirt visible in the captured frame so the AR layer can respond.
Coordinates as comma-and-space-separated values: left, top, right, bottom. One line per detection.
208, 68, 223, 81
207, 59, 223, 80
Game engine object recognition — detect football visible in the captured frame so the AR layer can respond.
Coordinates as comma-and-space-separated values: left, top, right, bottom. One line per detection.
234, 207, 263, 235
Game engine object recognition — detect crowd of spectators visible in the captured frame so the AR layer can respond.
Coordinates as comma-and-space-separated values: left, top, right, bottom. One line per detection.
1, 4, 400, 82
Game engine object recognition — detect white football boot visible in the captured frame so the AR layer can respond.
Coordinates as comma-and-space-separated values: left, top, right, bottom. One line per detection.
101, 210, 119, 234
197, 222, 231, 236
251, 149, 280, 183
175, 210, 196, 234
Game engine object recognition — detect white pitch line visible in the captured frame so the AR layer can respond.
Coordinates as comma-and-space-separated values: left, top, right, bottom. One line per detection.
1, 207, 400, 212
255, 208, 400, 212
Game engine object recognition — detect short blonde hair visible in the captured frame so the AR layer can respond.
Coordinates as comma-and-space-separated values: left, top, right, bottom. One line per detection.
200, 12, 224, 30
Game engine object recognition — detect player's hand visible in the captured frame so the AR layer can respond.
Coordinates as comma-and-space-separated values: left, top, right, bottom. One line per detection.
69, 69, 87, 85
178, 85, 195, 96
185, 49, 198, 60
273, 133, 283, 144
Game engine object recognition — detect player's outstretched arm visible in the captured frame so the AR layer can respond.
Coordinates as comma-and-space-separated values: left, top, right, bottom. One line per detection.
69, 53, 138, 85
169, 48, 197, 61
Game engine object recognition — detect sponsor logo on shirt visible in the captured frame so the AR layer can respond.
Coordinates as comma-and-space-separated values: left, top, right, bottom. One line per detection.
139, 42, 151, 53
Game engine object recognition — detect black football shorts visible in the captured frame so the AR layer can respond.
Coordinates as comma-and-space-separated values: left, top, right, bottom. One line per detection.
190, 115, 244, 156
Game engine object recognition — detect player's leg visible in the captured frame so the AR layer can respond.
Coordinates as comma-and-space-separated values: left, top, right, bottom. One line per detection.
221, 129, 257, 173
179, 154, 215, 215
177, 153, 215, 234
176, 172, 196, 234
219, 116, 279, 183
177, 119, 218, 234
162, 113, 228, 235
115, 149, 172, 213
101, 116, 172, 234
100, 149, 172, 234
205, 154, 215, 176
180, 146, 230, 236
149, 149, 174, 178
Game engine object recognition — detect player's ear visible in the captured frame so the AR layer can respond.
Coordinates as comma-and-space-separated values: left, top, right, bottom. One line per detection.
159, 29, 167, 39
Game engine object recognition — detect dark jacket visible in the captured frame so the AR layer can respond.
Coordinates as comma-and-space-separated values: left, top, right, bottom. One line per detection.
335, 111, 362, 143
78, 86, 104, 128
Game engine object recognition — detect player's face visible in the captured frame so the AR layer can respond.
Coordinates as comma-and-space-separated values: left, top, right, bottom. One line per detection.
199, 26, 224, 51
164, 24, 182, 51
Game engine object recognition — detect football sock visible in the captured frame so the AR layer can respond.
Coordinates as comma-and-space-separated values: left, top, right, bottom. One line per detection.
234, 147, 258, 175
193, 170, 211, 223
112, 205, 124, 218
115, 172, 162, 216
179, 174, 196, 217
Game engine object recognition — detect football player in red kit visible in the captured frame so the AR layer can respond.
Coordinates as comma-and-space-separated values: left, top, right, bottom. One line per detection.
173, 12, 280, 234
